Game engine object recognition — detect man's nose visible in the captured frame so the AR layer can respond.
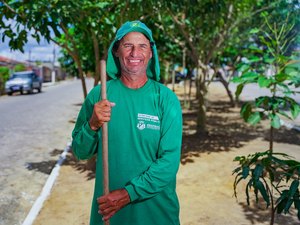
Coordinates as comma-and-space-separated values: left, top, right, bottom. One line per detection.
130, 46, 139, 57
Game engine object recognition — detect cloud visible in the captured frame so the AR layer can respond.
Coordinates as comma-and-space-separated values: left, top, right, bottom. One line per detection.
0, 19, 61, 63
0, 37, 60, 63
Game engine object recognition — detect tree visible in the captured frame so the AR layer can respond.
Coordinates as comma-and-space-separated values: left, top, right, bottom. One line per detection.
0, 0, 118, 98
233, 14, 300, 225
14, 63, 26, 72
150, 1, 261, 132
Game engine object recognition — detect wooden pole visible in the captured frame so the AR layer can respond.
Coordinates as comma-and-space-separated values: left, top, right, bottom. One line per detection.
100, 60, 110, 225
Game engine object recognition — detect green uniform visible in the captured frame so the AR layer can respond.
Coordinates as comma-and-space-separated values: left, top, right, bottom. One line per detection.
72, 79, 182, 225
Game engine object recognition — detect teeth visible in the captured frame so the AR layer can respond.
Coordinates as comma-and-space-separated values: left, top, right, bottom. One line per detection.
129, 60, 140, 63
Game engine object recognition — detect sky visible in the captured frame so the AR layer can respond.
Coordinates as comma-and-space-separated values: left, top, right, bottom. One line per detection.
0, 19, 61, 64
0, 35, 60, 63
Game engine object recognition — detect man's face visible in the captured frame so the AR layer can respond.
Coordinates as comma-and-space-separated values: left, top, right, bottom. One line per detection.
115, 32, 152, 77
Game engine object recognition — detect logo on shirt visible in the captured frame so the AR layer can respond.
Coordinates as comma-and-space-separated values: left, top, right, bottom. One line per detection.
137, 121, 146, 130
137, 113, 160, 131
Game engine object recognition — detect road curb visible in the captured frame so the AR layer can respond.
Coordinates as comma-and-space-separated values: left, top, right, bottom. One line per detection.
22, 142, 71, 225
281, 119, 300, 132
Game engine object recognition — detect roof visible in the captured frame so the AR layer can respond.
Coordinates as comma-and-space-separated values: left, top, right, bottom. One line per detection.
0, 55, 25, 65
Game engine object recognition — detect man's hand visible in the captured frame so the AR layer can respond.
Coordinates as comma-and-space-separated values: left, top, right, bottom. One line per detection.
97, 189, 131, 221
89, 100, 115, 131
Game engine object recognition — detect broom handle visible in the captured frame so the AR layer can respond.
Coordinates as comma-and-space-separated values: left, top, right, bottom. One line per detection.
100, 60, 110, 225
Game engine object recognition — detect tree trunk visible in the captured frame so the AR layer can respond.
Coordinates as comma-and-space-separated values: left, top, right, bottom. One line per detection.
217, 70, 236, 107
197, 82, 207, 134
73, 55, 87, 99
164, 61, 170, 85
195, 66, 208, 134
172, 69, 175, 92
270, 206, 275, 225
92, 32, 100, 87
188, 75, 193, 109
269, 125, 274, 154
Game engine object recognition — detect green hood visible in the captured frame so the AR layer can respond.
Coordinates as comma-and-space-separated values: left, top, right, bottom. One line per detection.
106, 20, 160, 81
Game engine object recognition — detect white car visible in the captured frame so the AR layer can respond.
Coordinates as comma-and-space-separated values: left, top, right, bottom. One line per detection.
5, 71, 42, 95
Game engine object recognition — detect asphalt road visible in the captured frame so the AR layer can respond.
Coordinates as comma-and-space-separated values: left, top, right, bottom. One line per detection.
228, 83, 300, 127
0, 78, 93, 225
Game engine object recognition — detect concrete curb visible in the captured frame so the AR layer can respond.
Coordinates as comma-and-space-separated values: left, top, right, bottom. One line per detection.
281, 119, 300, 132
22, 142, 71, 225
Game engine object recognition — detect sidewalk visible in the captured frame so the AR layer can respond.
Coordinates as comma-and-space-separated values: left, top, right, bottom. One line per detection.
31, 82, 300, 225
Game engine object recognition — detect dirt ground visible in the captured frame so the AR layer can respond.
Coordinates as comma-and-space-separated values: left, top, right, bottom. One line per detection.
33, 82, 300, 225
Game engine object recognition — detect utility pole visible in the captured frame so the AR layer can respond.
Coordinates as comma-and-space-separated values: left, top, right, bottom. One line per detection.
28, 50, 31, 68
51, 46, 56, 84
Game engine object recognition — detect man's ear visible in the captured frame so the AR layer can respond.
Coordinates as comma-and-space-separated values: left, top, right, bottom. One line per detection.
114, 51, 119, 57
112, 40, 120, 58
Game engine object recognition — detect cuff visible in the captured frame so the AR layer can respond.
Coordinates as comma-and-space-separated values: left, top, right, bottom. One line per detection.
124, 184, 139, 202
83, 122, 98, 138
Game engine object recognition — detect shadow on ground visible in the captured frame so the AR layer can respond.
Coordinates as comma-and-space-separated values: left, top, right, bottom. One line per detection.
25, 149, 64, 174
181, 99, 300, 164
63, 152, 96, 180
238, 200, 299, 225
25, 148, 96, 179
181, 100, 266, 164
26, 98, 299, 178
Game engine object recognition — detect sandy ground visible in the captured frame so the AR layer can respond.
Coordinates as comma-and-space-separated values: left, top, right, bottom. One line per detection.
32, 82, 300, 225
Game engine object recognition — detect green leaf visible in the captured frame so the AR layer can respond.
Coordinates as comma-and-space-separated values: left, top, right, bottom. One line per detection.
263, 56, 275, 64
248, 56, 261, 63
255, 96, 269, 108
247, 112, 261, 125
232, 167, 241, 174
276, 190, 288, 214
275, 73, 288, 82
245, 180, 253, 205
235, 84, 244, 99
253, 164, 264, 180
95, 2, 110, 8
266, 168, 275, 182
270, 114, 281, 128
291, 103, 300, 119
284, 199, 294, 214
289, 180, 299, 198
294, 199, 300, 210
242, 166, 250, 179
278, 110, 292, 120
236, 63, 250, 73
277, 195, 288, 214
241, 103, 252, 122
256, 180, 270, 207
250, 28, 260, 34
258, 76, 272, 88
240, 72, 259, 82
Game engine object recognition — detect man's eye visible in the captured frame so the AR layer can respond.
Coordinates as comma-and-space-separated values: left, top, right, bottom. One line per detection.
140, 44, 148, 49
123, 44, 132, 48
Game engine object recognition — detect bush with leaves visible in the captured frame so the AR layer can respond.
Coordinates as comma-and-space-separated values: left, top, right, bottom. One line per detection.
232, 15, 300, 225
0, 67, 10, 95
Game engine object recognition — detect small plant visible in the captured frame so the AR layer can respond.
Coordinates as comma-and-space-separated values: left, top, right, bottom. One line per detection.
232, 15, 300, 225
0, 66, 10, 95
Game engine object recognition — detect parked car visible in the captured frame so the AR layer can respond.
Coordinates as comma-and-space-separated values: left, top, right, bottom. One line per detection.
5, 71, 42, 95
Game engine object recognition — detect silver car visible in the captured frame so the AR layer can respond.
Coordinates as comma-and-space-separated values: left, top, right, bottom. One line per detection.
5, 71, 42, 95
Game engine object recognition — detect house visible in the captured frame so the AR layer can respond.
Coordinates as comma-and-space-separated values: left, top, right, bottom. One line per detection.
0, 55, 67, 82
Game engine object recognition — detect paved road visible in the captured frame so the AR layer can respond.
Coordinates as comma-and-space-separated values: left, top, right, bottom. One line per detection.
228, 83, 300, 127
0, 78, 93, 225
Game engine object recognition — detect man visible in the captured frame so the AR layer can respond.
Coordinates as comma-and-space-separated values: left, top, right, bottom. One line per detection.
72, 20, 182, 225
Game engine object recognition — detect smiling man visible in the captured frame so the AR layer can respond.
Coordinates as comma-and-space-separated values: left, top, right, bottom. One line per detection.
72, 21, 183, 225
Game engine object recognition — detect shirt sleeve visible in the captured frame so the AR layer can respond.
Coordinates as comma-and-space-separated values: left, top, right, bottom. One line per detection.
124, 92, 182, 202
71, 87, 101, 160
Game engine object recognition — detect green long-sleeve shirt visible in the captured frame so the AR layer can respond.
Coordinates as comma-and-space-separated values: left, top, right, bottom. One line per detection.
72, 79, 182, 225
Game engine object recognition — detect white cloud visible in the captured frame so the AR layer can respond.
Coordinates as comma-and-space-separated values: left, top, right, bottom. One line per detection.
0, 38, 60, 63
0, 19, 61, 63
